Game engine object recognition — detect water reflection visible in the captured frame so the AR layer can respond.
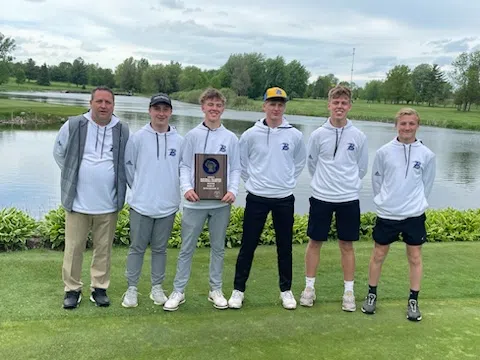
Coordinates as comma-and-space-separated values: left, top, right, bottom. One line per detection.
1, 92, 480, 218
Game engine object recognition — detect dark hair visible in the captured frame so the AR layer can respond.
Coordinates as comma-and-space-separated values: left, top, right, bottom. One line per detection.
91, 86, 115, 101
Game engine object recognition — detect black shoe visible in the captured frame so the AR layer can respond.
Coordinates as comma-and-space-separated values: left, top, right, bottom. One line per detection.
90, 288, 110, 307
63, 291, 82, 309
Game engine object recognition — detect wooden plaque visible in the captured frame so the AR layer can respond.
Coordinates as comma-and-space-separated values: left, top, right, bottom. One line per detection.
194, 154, 228, 200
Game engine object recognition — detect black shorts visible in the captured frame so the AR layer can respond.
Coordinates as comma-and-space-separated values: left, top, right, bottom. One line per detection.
373, 213, 427, 246
307, 197, 360, 241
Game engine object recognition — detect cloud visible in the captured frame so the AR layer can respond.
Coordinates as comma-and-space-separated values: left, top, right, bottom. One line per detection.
357, 56, 398, 75
24, 0, 46, 2
182, 7, 202, 14
80, 42, 104, 52
157, 0, 185, 9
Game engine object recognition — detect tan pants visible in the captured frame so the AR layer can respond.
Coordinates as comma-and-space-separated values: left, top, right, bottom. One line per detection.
62, 211, 118, 292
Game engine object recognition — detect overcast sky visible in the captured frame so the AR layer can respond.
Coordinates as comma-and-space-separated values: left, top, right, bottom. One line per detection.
1, 0, 479, 85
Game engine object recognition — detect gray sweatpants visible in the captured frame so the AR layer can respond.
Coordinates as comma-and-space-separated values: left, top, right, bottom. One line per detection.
173, 205, 231, 293
125, 209, 176, 287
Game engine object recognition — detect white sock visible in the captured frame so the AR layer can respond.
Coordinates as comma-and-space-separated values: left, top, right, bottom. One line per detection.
306, 277, 316, 289
344, 280, 354, 293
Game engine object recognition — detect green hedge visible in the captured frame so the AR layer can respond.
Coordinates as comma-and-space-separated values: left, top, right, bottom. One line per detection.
1, 205, 480, 251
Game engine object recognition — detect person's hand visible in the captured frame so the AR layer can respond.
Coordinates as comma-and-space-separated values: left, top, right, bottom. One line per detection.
184, 189, 200, 202
221, 191, 236, 204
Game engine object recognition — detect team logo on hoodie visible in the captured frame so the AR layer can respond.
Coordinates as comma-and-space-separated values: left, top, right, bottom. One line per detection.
282, 143, 290, 151
413, 161, 421, 169
169, 149, 177, 156
347, 143, 355, 151
219, 144, 227, 152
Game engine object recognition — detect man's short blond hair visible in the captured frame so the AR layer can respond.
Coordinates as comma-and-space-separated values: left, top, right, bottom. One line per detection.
199, 88, 226, 105
328, 85, 352, 102
395, 108, 420, 125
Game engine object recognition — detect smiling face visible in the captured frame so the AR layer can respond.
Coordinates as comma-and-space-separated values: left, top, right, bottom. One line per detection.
327, 95, 352, 124
201, 97, 225, 126
263, 99, 286, 123
149, 104, 172, 132
90, 90, 114, 125
396, 114, 420, 144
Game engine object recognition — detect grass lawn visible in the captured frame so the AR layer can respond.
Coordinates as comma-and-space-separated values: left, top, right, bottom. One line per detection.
0, 242, 479, 359
0, 98, 86, 126
237, 98, 480, 131
0, 77, 96, 93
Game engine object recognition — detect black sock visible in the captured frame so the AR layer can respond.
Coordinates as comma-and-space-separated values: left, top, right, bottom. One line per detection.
409, 290, 419, 301
368, 285, 377, 295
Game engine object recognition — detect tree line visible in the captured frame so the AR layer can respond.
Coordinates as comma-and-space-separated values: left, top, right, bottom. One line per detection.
1, 32, 479, 111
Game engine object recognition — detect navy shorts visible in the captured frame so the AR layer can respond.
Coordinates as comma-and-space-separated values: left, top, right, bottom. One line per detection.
373, 213, 427, 246
307, 197, 360, 241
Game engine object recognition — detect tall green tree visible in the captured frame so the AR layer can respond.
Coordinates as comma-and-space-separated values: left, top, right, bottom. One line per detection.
50, 61, 72, 82
142, 64, 170, 94
285, 60, 310, 99
24, 58, 38, 82
164, 61, 182, 93
451, 51, 480, 111
179, 66, 207, 91
71, 57, 88, 87
383, 65, 412, 104
363, 80, 383, 102
115, 57, 141, 92
36, 63, 50, 86
264, 56, 287, 90
15, 67, 26, 84
0, 32, 16, 84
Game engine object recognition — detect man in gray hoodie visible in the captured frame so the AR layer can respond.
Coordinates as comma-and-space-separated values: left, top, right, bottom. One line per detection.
53, 87, 129, 309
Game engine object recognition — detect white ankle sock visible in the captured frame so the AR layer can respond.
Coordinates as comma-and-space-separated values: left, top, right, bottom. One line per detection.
306, 277, 316, 289
344, 280, 354, 293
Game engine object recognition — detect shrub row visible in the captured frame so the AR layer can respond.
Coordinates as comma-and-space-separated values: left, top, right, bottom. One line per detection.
170, 88, 255, 109
1, 206, 479, 251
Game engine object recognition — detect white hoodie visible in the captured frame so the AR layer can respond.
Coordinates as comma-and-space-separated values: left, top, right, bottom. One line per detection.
372, 138, 436, 220
240, 118, 306, 198
125, 124, 183, 218
180, 122, 241, 210
53, 111, 120, 214
307, 119, 368, 202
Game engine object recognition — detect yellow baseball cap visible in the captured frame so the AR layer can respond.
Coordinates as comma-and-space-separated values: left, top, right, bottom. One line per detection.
263, 87, 288, 101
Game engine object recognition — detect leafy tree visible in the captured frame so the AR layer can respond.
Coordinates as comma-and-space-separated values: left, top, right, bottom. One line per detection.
383, 65, 412, 103
363, 80, 383, 102
0, 32, 16, 61
0, 61, 9, 85
71, 57, 88, 87
115, 57, 140, 92
15, 68, 26, 84
50, 62, 72, 82
24, 58, 38, 82
179, 66, 207, 91
165, 61, 182, 93
36, 63, 50, 86
451, 51, 480, 111
285, 60, 310, 99
142, 64, 170, 94
264, 56, 287, 90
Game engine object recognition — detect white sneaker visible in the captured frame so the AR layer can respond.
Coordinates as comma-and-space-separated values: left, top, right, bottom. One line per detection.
228, 290, 244, 309
280, 290, 297, 310
208, 289, 228, 309
299, 287, 316, 307
150, 285, 168, 306
342, 290, 356, 312
121, 286, 138, 308
163, 291, 185, 311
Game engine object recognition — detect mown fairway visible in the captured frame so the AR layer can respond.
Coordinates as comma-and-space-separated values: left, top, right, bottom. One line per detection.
0, 242, 479, 359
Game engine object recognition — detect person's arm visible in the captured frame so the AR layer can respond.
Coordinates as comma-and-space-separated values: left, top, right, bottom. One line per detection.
124, 136, 136, 188
179, 135, 199, 201
371, 150, 384, 197
239, 132, 250, 182
227, 136, 241, 197
294, 133, 307, 179
357, 137, 369, 179
306, 133, 319, 177
423, 154, 436, 198
53, 121, 70, 171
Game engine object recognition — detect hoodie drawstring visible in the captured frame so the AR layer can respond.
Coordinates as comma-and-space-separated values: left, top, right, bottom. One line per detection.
156, 133, 159, 160
204, 128, 211, 153
333, 127, 344, 159
164, 133, 167, 159
267, 127, 270, 146
95, 125, 107, 159
403, 144, 412, 178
